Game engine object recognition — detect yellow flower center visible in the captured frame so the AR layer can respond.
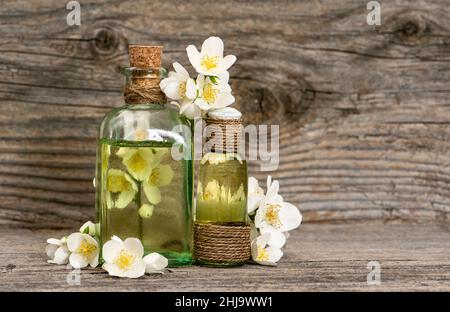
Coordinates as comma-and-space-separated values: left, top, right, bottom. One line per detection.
107, 175, 130, 193
179, 83, 187, 99
128, 152, 147, 173
203, 83, 219, 104
201, 55, 219, 70
76, 240, 97, 258
149, 167, 160, 185
256, 245, 269, 261
113, 250, 135, 271
265, 204, 282, 228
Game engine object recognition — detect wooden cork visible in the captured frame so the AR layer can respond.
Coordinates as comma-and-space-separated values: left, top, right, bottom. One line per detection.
128, 45, 162, 69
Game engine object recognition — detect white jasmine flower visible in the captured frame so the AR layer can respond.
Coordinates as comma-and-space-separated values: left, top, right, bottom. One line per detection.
194, 73, 235, 111
143, 253, 168, 274
247, 177, 265, 215
186, 36, 236, 76
80, 221, 98, 236
160, 63, 199, 119
255, 176, 302, 233
66, 233, 99, 269
102, 236, 146, 278
251, 234, 283, 266
46, 237, 70, 265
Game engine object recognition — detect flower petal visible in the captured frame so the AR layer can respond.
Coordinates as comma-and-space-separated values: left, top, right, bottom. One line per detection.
219, 55, 237, 71
201, 36, 224, 58
46, 238, 61, 246
143, 183, 162, 205
50, 246, 70, 265
123, 237, 144, 259
194, 98, 210, 111
66, 233, 83, 252
80, 221, 96, 235
157, 164, 174, 186
116, 190, 136, 209
89, 251, 99, 268
102, 263, 124, 277
260, 225, 286, 248
248, 177, 259, 192
46, 244, 58, 259
172, 62, 189, 78
247, 194, 264, 215
161, 79, 182, 100
111, 235, 123, 243
254, 206, 266, 229
214, 92, 235, 109
125, 259, 146, 278
102, 239, 122, 263
186, 45, 201, 70
138, 204, 154, 219
266, 246, 283, 263
143, 253, 168, 273
278, 202, 302, 232
217, 71, 230, 85
185, 78, 197, 99
69, 252, 89, 269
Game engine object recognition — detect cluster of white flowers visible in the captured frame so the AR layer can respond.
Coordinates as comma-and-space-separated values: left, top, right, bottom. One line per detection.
247, 176, 302, 266
160, 36, 236, 119
46, 221, 167, 278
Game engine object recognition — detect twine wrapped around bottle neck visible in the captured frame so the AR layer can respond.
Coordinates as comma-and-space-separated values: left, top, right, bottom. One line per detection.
123, 70, 166, 104
205, 115, 243, 153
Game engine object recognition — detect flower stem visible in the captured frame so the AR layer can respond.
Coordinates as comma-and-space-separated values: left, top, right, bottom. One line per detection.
137, 182, 143, 241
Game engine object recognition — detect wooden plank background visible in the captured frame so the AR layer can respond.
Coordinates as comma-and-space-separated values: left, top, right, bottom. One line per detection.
1, 0, 450, 229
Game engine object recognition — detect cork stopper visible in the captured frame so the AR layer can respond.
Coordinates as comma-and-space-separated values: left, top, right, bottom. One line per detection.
128, 45, 162, 69
124, 45, 165, 104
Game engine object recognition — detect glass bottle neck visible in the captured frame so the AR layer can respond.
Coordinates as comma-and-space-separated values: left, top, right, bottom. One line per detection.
123, 67, 166, 105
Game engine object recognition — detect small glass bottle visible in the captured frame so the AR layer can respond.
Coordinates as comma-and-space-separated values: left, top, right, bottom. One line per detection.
95, 45, 193, 267
194, 108, 249, 267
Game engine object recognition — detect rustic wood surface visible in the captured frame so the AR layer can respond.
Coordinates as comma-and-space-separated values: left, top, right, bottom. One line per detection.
1, 223, 450, 291
1, 0, 450, 227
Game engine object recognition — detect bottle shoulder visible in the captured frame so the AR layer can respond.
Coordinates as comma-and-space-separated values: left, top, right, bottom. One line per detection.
99, 104, 192, 142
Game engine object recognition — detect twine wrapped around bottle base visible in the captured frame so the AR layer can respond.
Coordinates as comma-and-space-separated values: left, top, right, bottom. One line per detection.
194, 222, 251, 264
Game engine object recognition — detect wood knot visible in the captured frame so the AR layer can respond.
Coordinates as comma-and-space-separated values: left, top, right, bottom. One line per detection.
401, 21, 420, 37
232, 79, 281, 125
90, 27, 126, 58
389, 13, 429, 43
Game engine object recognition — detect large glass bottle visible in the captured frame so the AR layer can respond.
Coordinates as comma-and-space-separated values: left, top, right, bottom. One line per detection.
194, 108, 249, 267
95, 45, 193, 267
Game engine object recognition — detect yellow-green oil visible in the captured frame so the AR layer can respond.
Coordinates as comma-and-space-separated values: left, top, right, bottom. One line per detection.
195, 153, 248, 266
96, 139, 193, 267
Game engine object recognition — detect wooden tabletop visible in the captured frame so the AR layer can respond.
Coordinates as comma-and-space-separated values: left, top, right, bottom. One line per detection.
2, 223, 449, 291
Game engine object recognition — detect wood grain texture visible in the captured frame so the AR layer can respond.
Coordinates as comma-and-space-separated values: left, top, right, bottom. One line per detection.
0, 0, 450, 228
1, 223, 450, 291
